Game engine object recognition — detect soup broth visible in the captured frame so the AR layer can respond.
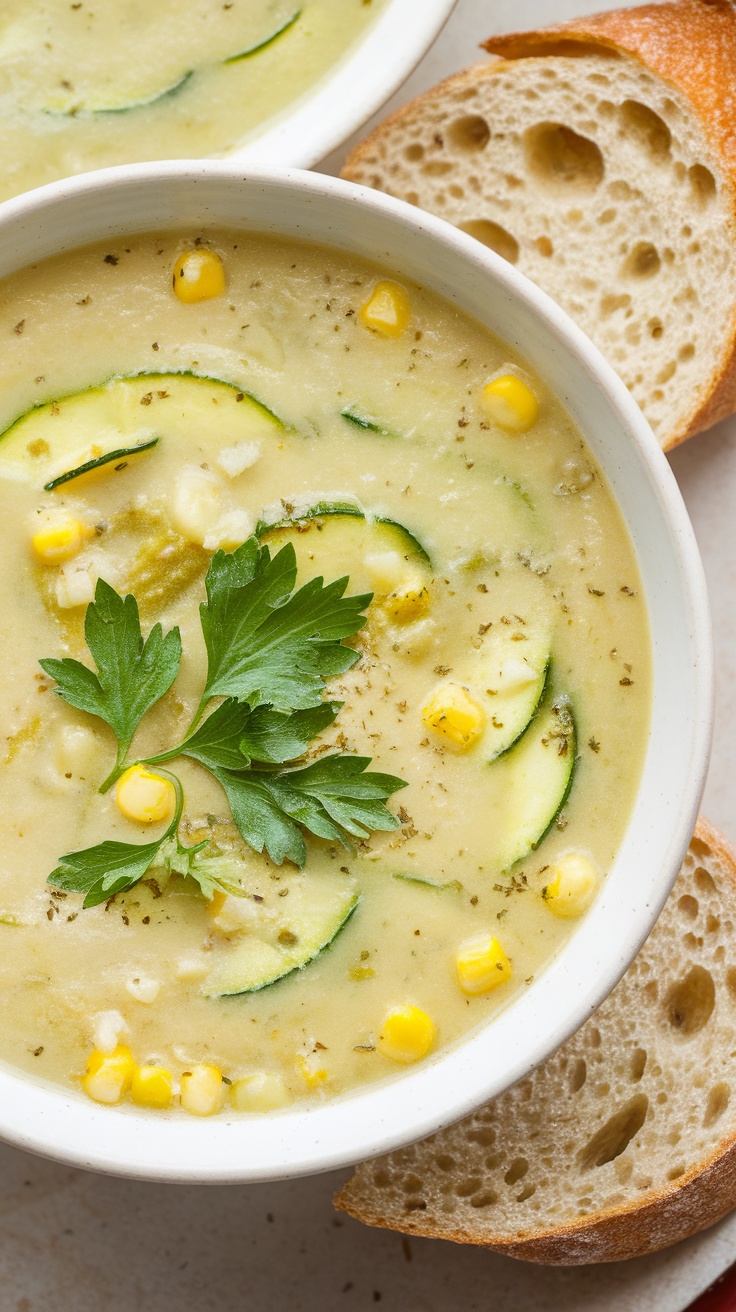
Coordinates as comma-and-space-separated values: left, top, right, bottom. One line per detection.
0, 1, 384, 201
0, 231, 651, 1116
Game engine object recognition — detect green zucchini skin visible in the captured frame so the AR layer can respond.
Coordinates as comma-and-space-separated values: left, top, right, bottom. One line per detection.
45, 11, 302, 116
205, 890, 360, 998
0, 371, 287, 492
489, 658, 551, 764
42, 70, 195, 118
392, 873, 463, 892
340, 406, 397, 438
256, 501, 432, 569
43, 436, 159, 491
224, 9, 302, 64
494, 692, 577, 873
0, 370, 287, 448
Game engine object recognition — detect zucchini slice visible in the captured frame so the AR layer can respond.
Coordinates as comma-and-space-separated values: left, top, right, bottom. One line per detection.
44, 70, 194, 117
393, 873, 463, 892
0, 372, 285, 489
478, 630, 551, 762
44, 11, 301, 115
257, 502, 431, 593
430, 630, 550, 763
341, 406, 397, 439
224, 10, 301, 63
493, 694, 576, 872
204, 871, 359, 997
43, 436, 159, 491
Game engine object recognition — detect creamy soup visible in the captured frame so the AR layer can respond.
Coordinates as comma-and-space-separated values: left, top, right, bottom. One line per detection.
0, 232, 651, 1117
0, 1, 384, 202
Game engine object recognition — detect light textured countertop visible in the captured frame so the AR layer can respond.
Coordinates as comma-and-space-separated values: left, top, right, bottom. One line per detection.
4, 1, 735, 1308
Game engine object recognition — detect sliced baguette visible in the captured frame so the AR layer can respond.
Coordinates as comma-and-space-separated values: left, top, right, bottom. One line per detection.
336, 817, 736, 1264
341, 0, 736, 452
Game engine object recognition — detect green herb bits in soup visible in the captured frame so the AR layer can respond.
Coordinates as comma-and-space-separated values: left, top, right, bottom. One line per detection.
0, 234, 651, 1116
0, 1, 385, 202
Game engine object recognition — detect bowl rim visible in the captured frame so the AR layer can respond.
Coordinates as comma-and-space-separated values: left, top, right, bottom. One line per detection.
0, 160, 713, 1183
227, 0, 458, 170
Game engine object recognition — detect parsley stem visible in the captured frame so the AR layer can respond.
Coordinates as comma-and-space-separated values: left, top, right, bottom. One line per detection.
185, 693, 210, 737
99, 741, 133, 795
158, 768, 185, 838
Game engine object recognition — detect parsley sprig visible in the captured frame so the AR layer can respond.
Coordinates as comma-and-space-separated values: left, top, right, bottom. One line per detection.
40, 581, 182, 791
41, 538, 406, 905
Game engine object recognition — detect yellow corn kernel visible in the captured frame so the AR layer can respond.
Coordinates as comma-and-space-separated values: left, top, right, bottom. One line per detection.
364, 550, 405, 596
543, 852, 600, 918
386, 582, 431, 624
481, 374, 539, 433
230, 1072, 292, 1112
131, 1065, 174, 1110
456, 933, 512, 996
421, 681, 485, 751
377, 1005, 435, 1064
295, 1053, 328, 1089
209, 890, 227, 918
82, 1044, 135, 1105
180, 1064, 224, 1116
116, 765, 175, 825
172, 248, 226, 303
170, 465, 222, 546
360, 280, 410, 337
32, 517, 91, 564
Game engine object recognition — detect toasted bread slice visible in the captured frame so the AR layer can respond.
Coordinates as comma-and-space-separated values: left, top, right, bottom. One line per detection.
336, 818, 736, 1264
341, 1, 736, 452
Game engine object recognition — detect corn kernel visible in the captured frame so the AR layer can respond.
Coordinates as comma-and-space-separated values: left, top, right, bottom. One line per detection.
230, 1072, 291, 1112
170, 465, 222, 546
377, 1005, 435, 1064
32, 517, 91, 564
209, 891, 227, 918
208, 893, 260, 935
386, 582, 431, 624
203, 506, 254, 552
543, 852, 600, 918
481, 374, 539, 433
125, 974, 160, 1004
82, 1044, 135, 1105
55, 563, 96, 609
54, 724, 101, 778
173, 952, 209, 983
421, 680, 485, 751
295, 1052, 328, 1089
116, 765, 175, 824
364, 550, 405, 595
131, 1065, 173, 1110
360, 280, 411, 337
456, 933, 512, 995
216, 439, 262, 478
92, 1009, 127, 1055
172, 249, 226, 303
180, 1064, 224, 1116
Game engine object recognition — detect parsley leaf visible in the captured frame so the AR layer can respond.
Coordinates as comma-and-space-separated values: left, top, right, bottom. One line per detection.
175, 697, 341, 772
40, 579, 181, 776
214, 755, 407, 866
42, 539, 409, 906
199, 540, 370, 712
213, 769, 307, 867
238, 702, 341, 763
49, 835, 167, 909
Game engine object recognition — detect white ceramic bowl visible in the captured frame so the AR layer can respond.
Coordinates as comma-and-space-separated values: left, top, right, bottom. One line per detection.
0, 162, 712, 1182
230, 0, 457, 169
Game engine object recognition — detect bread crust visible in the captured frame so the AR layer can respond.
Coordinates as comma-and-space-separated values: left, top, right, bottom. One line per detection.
482, 1, 736, 450
342, 2, 736, 450
335, 818, 736, 1265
